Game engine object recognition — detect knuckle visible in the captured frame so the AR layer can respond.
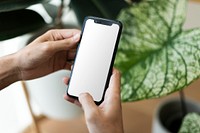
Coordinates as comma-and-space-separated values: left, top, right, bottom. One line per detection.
80, 93, 90, 100
112, 94, 120, 101
115, 69, 121, 76
66, 37, 74, 44
72, 29, 81, 33
46, 29, 56, 34
42, 42, 52, 53
46, 29, 59, 41
82, 93, 90, 98
86, 109, 99, 123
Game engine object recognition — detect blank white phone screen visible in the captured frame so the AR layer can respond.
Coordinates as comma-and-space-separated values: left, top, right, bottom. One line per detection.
68, 19, 120, 102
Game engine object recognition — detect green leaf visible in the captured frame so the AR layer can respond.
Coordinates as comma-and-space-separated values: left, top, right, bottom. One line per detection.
179, 113, 200, 133
115, 0, 200, 101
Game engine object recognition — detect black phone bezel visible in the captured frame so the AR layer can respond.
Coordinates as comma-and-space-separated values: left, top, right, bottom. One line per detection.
66, 16, 123, 105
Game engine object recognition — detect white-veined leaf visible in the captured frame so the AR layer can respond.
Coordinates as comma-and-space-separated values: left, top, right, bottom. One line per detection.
115, 0, 200, 101
179, 113, 200, 133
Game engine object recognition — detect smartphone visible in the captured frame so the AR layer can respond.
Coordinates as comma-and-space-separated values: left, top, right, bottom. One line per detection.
66, 16, 122, 105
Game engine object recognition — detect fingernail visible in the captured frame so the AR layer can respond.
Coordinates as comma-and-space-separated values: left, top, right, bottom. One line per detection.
63, 32, 73, 38
73, 33, 80, 42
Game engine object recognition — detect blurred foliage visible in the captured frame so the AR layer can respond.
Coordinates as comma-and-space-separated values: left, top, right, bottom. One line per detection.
179, 113, 200, 133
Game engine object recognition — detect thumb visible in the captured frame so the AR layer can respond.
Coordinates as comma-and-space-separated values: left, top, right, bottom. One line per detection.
50, 33, 80, 52
79, 93, 98, 115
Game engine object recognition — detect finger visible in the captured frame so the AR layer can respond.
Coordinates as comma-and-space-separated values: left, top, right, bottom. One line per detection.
74, 100, 82, 107
64, 93, 75, 102
62, 77, 73, 103
71, 65, 74, 70
67, 50, 77, 60
36, 29, 81, 42
104, 68, 121, 111
68, 48, 77, 53
62, 77, 70, 85
50, 33, 80, 51
108, 68, 121, 94
79, 93, 98, 114
64, 62, 73, 70
42, 33, 80, 55
63, 76, 81, 107
63, 94, 81, 107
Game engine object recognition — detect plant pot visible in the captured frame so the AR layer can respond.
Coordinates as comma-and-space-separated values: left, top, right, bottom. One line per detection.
152, 98, 200, 133
26, 70, 82, 120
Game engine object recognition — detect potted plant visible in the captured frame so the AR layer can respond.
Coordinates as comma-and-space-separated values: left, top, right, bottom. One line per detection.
152, 97, 200, 133
70, 0, 200, 132
114, 0, 200, 132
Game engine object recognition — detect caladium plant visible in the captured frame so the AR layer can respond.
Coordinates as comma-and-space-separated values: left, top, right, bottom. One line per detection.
114, 0, 200, 132
115, 0, 200, 102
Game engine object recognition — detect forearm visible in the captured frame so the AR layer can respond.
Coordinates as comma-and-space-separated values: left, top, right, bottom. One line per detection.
0, 53, 20, 90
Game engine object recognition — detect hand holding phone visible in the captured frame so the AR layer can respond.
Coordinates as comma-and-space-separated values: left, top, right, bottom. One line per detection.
66, 16, 122, 105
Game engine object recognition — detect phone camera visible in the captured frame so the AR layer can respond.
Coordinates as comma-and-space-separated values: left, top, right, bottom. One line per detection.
95, 20, 101, 24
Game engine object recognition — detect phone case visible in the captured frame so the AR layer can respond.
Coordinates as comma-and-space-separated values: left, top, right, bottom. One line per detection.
67, 16, 122, 105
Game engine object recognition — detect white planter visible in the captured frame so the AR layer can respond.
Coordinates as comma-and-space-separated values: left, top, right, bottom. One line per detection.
152, 98, 200, 133
26, 70, 82, 120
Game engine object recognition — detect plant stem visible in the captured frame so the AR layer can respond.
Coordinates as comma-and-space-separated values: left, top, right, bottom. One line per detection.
55, 0, 64, 28
179, 90, 187, 119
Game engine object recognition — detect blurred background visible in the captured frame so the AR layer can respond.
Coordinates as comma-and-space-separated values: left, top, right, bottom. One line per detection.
0, 0, 200, 133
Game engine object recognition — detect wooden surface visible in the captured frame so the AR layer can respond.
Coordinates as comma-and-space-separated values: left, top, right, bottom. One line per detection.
23, 79, 200, 133
191, 0, 200, 3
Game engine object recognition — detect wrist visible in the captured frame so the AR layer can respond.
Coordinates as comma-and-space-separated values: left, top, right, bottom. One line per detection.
107, 124, 124, 133
0, 53, 21, 90
87, 122, 124, 133
11, 53, 22, 81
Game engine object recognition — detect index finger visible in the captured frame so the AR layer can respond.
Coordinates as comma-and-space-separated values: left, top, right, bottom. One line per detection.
106, 68, 121, 96
103, 68, 121, 109
35, 29, 81, 42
